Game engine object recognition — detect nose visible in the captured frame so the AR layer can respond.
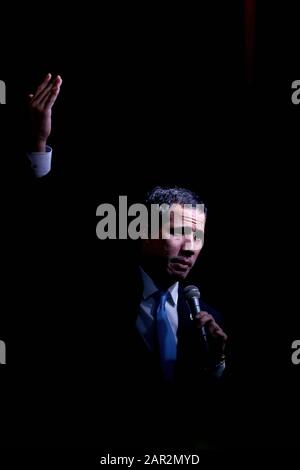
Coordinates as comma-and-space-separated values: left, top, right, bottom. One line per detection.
181, 233, 196, 253
180, 248, 195, 258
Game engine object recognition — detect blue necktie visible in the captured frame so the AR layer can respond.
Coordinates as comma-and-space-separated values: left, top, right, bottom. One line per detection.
155, 291, 177, 381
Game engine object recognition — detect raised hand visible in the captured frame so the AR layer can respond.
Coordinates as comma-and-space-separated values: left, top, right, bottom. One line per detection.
28, 73, 62, 152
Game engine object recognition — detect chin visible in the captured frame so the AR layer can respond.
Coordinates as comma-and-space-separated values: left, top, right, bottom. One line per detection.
167, 267, 189, 281
176, 272, 188, 280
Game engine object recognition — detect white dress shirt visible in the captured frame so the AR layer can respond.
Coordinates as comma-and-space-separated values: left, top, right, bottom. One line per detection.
27, 146, 52, 177
136, 267, 179, 351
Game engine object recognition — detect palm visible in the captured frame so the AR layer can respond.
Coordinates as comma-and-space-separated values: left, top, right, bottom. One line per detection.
29, 74, 62, 144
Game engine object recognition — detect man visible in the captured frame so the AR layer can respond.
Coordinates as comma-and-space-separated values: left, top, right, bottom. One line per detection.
131, 187, 228, 384
94, 191, 228, 450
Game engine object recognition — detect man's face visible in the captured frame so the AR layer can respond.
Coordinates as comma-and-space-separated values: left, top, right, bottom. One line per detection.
142, 204, 205, 281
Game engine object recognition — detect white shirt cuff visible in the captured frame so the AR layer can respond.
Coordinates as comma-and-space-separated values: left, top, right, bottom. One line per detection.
27, 145, 52, 177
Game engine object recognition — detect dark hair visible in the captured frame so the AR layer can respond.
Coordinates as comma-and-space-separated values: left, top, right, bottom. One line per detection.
145, 186, 207, 212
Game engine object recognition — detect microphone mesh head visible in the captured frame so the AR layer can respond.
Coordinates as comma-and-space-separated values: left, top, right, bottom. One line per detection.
183, 285, 200, 300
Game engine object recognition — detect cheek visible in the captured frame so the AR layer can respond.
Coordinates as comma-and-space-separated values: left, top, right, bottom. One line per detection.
163, 239, 182, 256
192, 251, 201, 263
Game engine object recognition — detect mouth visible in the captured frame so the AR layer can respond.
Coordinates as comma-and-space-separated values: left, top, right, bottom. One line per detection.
170, 258, 193, 270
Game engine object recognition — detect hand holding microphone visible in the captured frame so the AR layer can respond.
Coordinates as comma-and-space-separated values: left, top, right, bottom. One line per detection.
184, 285, 227, 368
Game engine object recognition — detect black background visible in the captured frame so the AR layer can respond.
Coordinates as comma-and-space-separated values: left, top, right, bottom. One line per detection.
0, 0, 299, 452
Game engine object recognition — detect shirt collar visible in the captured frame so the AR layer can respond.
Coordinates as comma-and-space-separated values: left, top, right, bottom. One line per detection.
139, 267, 179, 306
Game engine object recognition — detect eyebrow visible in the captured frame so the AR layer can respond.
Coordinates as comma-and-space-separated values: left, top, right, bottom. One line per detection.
172, 226, 204, 235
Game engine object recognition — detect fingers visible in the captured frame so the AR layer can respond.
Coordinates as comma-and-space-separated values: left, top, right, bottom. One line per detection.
44, 85, 61, 111
195, 311, 214, 328
195, 311, 227, 340
38, 76, 62, 107
34, 81, 55, 105
29, 74, 62, 111
211, 326, 228, 341
40, 76, 62, 109
31, 73, 52, 101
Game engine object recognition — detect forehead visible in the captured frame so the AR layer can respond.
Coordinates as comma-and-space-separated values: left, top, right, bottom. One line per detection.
168, 204, 206, 228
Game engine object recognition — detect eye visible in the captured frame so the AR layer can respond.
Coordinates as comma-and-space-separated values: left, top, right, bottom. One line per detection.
193, 230, 204, 242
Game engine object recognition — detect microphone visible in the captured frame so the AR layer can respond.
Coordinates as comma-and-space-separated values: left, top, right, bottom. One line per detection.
184, 285, 209, 354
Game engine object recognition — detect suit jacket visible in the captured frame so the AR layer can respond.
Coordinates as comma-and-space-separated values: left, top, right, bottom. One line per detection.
112, 267, 224, 386
87, 264, 226, 449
